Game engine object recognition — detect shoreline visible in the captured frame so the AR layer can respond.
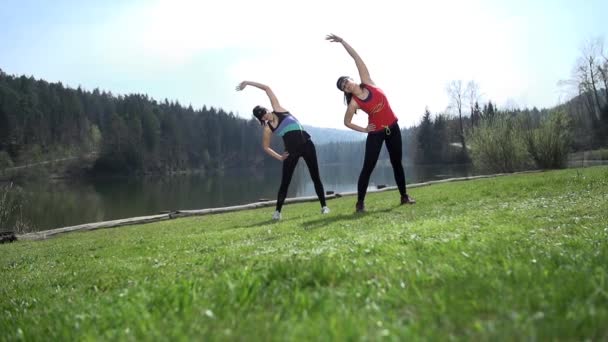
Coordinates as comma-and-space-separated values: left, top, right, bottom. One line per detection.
16, 170, 542, 241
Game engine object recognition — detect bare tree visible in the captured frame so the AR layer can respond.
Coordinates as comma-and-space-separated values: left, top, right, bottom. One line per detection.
446, 80, 467, 155
465, 80, 481, 114
572, 62, 597, 121
576, 38, 604, 120
561, 39, 601, 126
558, 36, 608, 147
599, 62, 608, 100
465, 80, 482, 128
597, 40, 608, 100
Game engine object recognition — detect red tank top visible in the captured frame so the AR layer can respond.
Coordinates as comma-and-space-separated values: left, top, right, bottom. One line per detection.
352, 84, 398, 132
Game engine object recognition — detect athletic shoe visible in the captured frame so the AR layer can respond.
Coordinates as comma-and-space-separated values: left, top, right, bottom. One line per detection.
401, 194, 416, 205
321, 206, 330, 214
272, 211, 282, 220
355, 201, 365, 213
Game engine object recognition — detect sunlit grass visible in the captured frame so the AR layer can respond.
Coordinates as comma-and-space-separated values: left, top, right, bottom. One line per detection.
1, 167, 607, 340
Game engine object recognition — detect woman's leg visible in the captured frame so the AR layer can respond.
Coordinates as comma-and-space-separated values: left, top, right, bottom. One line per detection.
301, 140, 327, 207
384, 123, 407, 197
276, 154, 299, 212
357, 132, 384, 203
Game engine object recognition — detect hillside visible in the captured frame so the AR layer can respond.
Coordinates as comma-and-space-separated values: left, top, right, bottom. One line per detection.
2, 166, 607, 340
302, 125, 365, 145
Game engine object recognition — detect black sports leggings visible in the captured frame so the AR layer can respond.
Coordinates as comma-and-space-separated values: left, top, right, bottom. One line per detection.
276, 140, 326, 212
358, 122, 407, 202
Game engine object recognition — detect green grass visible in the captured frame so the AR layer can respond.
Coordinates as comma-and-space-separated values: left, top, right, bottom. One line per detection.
2, 167, 608, 341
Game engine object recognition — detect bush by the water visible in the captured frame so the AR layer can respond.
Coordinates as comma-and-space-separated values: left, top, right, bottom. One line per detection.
468, 113, 530, 173
523, 110, 571, 169
468, 110, 572, 173
0, 183, 30, 233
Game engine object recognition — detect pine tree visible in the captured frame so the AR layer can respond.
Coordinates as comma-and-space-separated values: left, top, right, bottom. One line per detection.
417, 107, 434, 164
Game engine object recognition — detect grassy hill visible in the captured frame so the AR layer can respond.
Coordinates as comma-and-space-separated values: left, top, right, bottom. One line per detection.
1, 166, 607, 340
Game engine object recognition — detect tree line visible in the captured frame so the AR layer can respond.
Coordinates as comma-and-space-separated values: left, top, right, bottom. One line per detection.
0, 68, 470, 177
0, 69, 284, 175
416, 37, 608, 172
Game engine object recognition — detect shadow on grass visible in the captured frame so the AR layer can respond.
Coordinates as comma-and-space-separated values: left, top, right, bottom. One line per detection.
241, 219, 279, 228
233, 215, 306, 229
226, 204, 409, 231
301, 206, 398, 231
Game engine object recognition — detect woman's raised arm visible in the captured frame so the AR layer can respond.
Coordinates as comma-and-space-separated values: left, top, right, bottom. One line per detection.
326, 34, 374, 85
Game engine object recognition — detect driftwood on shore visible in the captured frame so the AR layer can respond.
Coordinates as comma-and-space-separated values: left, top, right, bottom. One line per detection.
15, 171, 541, 241
18, 214, 171, 241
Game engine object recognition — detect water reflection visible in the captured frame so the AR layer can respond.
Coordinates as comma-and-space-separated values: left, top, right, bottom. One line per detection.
297, 162, 472, 196
4, 163, 477, 232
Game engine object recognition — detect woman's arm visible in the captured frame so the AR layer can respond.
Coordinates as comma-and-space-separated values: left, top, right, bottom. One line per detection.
236, 81, 288, 112
262, 126, 289, 161
343, 101, 376, 133
326, 34, 374, 85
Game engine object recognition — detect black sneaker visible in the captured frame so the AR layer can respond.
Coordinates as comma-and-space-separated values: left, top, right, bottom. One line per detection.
355, 201, 365, 213
401, 194, 416, 205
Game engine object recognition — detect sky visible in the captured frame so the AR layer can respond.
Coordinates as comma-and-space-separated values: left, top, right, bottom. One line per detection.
1, 0, 607, 129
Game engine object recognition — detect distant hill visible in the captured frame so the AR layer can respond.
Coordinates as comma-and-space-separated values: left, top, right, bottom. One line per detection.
302, 125, 365, 145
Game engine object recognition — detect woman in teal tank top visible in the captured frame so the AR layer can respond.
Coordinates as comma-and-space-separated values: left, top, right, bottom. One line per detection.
236, 80, 330, 220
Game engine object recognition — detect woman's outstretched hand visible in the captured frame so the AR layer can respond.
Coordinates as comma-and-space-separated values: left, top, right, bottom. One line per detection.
325, 33, 343, 43
235, 81, 248, 91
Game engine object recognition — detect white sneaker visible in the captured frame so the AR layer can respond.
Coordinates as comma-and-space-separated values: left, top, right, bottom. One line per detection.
321, 206, 330, 214
272, 211, 282, 220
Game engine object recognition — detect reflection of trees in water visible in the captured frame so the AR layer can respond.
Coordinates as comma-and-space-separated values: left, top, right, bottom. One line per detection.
294, 162, 473, 197
15, 180, 104, 231
93, 169, 284, 216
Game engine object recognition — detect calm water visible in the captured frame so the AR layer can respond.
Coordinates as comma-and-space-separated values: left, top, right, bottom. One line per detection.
7, 163, 473, 232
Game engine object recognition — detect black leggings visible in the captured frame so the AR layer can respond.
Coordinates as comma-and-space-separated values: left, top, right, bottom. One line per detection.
358, 122, 407, 202
276, 140, 326, 212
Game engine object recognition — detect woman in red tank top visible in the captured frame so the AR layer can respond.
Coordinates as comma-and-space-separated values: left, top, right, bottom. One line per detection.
327, 33, 416, 212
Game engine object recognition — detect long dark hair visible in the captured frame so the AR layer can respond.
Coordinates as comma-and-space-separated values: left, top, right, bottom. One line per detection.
252, 105, 268, 126
343, 92, 353, 106
336, 76, 362, 110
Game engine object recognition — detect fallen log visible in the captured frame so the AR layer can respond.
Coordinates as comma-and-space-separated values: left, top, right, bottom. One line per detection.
18, 214, 170, 241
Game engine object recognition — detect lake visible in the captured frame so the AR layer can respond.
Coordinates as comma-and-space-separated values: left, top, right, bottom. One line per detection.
4, 162, 474, 232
